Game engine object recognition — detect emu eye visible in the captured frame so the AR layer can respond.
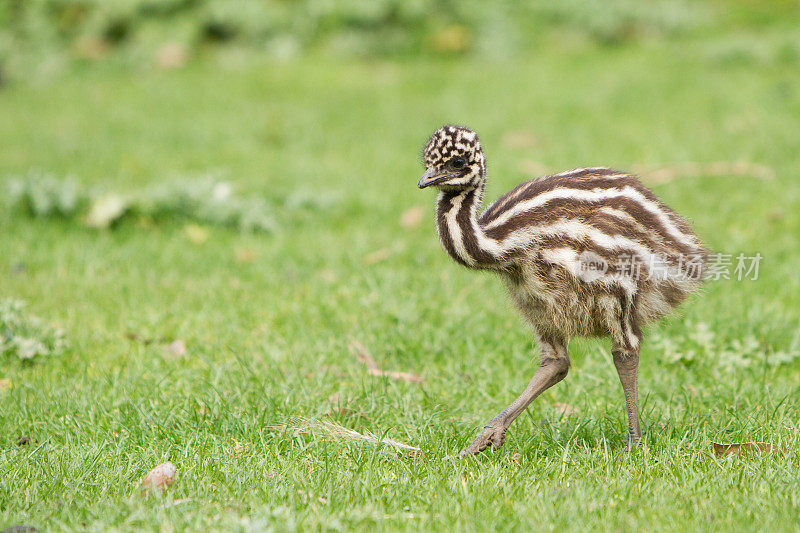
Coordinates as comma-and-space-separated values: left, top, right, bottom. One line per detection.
450, 157, 466, 170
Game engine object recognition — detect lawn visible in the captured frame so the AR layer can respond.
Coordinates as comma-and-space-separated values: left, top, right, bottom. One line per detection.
2, 29, 800, 531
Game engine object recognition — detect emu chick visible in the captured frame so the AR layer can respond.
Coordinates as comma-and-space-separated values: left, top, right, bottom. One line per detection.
417, 125, 707, 455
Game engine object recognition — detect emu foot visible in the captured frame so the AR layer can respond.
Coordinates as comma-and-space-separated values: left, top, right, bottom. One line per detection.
459, 424, 507, 457
626, 435, 643, 450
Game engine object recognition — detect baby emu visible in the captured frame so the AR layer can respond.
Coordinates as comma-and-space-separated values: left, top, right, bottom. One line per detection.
418, 125, 707, 456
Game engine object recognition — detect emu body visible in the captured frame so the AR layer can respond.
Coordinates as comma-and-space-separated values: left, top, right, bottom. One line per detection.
418, 125, 707, 455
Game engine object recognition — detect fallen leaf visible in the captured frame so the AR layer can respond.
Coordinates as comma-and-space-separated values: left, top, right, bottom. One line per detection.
125, 332, 170, 345
362, 248, 391, 265
84, 195, 128, 228
184, 224, 209, 244
712, 442, 779, 456
400, 206, 425, 228
430, 24, 471, 53
140, 461, 177, 495
501, 129, 539, 150
155, 43, 187, 69
73, 36, 107, 60
163, 340, 186, 358
235, 247, 256, 263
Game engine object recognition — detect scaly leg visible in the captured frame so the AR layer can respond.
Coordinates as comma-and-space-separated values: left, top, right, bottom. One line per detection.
460, 335, 570, 456
612, 347, 642, 446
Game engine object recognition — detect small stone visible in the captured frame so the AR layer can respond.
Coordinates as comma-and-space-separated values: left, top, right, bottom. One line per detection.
140, 461, 177, 494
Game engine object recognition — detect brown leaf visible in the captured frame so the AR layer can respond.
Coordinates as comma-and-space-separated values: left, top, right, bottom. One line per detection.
400, 206, 425, 228
140, 461, 176, 495
163, 340, 187, 358
235, 247, 256, 263
184, 224, 209, 244
430, 24, 471, 53
501, 129, 540, 150
126, 332, 165, 345
73, 36, 108, 60
712, 442, 779, 456
155, 43, 187, 69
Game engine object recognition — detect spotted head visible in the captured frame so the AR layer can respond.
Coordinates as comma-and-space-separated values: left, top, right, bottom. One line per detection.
418, 125, 486, 191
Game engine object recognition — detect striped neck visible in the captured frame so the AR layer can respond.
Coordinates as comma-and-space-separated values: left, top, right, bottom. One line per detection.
435, 184, 502, 269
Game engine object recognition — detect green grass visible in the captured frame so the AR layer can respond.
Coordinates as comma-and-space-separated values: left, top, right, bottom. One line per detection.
2, 30, 800, 531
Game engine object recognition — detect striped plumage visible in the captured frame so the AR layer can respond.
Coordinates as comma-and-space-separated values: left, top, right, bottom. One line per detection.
418, 125, 707, 455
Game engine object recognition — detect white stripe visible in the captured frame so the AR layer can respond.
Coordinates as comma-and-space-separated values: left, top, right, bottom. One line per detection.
484, 185, 699, 249
496, 218, 690, 291
440, 191, 476, 266
467, 195, 506, 260
538, 247, 639, 296
551, 167, 618, 177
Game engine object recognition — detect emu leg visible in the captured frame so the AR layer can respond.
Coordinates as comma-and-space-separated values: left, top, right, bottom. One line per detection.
460, 338, 570, 457
612, 348, 642, 446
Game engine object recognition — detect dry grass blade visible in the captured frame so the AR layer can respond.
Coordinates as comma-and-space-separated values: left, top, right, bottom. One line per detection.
350, 339, 379, 371
286, 417, 421, 453
349, 340, 424, 382
712, 442, 780, 456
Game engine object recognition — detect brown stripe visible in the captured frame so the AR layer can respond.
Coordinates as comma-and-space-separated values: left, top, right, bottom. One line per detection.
436, 192, 470, 267
455, 188, 497, 265
481, 170, 632, 223
483, 193, 700, 257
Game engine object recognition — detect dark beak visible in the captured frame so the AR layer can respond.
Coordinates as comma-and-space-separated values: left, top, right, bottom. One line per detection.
418, 168, 449, 189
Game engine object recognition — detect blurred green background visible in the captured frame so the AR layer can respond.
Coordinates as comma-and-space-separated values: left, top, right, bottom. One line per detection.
3, 0, 800, 79
2, 1, 800, 531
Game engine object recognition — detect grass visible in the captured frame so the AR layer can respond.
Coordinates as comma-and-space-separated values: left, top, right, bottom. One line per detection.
2, 28, 800, 531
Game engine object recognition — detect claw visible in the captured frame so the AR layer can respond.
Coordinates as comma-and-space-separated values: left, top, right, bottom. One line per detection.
459, 425, 507, 456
